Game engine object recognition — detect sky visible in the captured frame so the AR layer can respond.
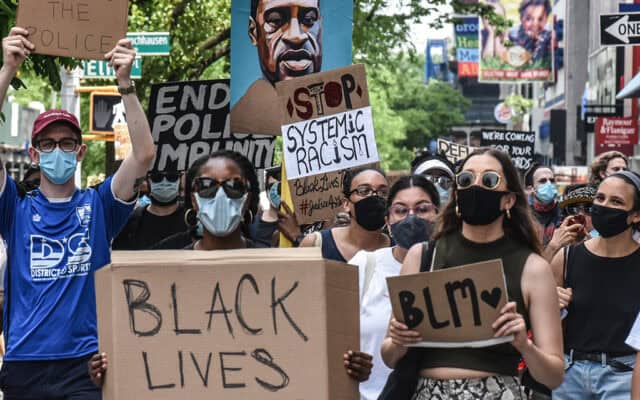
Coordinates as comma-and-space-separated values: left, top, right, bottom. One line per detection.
385, 1, 455, 54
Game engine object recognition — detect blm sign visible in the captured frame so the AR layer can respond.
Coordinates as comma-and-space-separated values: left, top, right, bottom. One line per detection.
148, 80, 275, 172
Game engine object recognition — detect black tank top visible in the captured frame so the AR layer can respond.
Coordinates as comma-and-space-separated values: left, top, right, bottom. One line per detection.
420, 230, 532, 376
564, 242, 640, 355
320, 229, 347, 263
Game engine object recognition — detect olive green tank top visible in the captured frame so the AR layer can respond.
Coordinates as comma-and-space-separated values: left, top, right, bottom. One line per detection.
420, 230, 532, 376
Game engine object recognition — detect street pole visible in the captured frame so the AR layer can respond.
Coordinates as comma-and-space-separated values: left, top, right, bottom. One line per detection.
59, 66, 82, 187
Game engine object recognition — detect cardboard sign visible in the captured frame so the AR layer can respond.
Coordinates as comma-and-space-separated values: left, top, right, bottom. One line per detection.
480, 129, 535, 171
386, 259, 512, 347
437, 138, 476, 165
17, 0, 129, 60
595, 117, 639, 156
147, 80, 275, 171
289, 171, 345, 225
276, 65, 378, 180
96, 248, 359, 400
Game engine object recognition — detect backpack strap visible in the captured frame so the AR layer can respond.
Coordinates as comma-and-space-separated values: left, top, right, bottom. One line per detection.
362, 252, 377, 300
313, 231, 323, 248
420, 241, 436, 272
563, 244, 572, 287
127, 204, 148, 243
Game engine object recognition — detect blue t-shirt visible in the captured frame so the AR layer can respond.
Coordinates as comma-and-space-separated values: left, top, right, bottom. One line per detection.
0, 172, 134, 361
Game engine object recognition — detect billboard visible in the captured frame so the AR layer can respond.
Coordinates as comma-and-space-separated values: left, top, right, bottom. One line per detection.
479, 0, 554, 82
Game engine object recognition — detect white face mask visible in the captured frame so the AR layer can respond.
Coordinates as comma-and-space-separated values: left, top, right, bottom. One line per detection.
195, 190, 247, 237
149, 178, 180, 203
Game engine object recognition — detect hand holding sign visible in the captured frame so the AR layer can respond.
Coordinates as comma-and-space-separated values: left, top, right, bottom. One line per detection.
492, 302, 528, 351
2, 27, 34, 71
388, 318, 423, 347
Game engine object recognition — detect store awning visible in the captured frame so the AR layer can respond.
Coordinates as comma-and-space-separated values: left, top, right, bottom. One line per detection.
617, 71, 640, 99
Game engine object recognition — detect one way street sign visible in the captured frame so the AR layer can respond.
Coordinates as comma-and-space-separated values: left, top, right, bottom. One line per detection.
601, 13, 640, 46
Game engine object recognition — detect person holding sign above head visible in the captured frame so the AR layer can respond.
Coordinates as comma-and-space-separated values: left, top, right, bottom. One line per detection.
348, 175, 440, 400
0, 27, 155, 400
299, 166, 391, 262
381, 148, 564, 398
550, 171, 640, 400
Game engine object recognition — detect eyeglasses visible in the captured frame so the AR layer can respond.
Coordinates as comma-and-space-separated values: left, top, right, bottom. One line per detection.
36, 138, 79, 153
537, 177, 556, 185
349, 185, 389, 198
456, 171, 502, 190
194, 177, 247, 199
389, 203, 437, 219
425, 175, 453, 190
566, 204, 592, 215
148, 171, 181, 183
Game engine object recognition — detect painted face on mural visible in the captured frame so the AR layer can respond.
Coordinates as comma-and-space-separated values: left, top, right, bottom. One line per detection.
250, 0, 322, 84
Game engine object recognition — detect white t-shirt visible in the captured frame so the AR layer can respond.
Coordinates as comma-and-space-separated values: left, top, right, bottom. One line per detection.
626, 312, 640, 350
348, 247, 402, 400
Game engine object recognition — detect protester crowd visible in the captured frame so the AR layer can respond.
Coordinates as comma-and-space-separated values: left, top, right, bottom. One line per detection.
2, 27, 640, 400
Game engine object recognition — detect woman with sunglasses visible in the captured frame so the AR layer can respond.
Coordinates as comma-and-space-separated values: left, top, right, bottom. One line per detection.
381, 148, 564, 398
185, 150, 260, 250
299, 166, 391, 262
550, 171, 640, 399
348, 175, 439, 400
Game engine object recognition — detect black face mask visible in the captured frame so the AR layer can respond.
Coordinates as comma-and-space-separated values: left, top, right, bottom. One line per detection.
591, 204, 632, 238
457, 186, 507, 226
391, 215, 434, 249
354, 195, 387, 231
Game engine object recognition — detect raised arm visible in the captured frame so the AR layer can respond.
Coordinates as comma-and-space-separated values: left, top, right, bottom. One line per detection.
107, 39, 155, 201
0, 27, 34, 190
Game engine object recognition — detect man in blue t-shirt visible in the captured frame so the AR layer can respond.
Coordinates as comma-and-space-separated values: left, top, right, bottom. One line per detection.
0, 27, 155, 399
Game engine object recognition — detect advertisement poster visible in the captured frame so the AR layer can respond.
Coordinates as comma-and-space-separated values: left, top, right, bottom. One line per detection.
455, 16, 480, 78
595, 117, 639, 156
230, 0, 353, 136
479, 0, 554, 82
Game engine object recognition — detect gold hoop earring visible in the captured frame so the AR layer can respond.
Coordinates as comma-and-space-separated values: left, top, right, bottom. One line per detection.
455, 204, 461, 218
506, 208, 512, 219
184, 208, 197, 227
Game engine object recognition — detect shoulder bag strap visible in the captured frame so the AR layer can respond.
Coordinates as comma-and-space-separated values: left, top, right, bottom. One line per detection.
313, 231, 323, 248
362, 252, 377, 299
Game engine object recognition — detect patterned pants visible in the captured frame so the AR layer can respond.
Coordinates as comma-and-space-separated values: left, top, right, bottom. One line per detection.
412, 375, 524, 400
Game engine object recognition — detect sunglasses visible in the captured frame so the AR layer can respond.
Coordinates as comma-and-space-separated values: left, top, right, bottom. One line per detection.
148, 171, 181, 183
194, 177, 247, 199
425, 175, 453, 190
456, 171, 502, 190
566, 204, 592, 216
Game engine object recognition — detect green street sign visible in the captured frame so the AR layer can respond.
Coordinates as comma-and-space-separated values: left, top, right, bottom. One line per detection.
82, 58, 142, 80
127, 32, 171, 56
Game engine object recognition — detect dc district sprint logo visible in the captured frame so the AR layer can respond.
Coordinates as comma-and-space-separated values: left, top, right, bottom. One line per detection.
29, 205, 93, 281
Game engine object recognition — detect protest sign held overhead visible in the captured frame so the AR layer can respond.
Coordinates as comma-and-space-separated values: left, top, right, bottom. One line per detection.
96, 248, 359, 400
437, 138, 476, 165
480, 129, 535, 171
276, 64, 379, 180
147, 80, 275, 172
386, 259, 512, 348
16, 0, 129, 60
230, 0, 353, 136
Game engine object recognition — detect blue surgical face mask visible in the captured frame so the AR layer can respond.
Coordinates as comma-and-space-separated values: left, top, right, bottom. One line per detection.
195, 190, 247, 237
535, 182, 558, 205
38, 148, 77, 185
149, 178, 180, 204
269, 182, 281, 209
435, 183, 450, 205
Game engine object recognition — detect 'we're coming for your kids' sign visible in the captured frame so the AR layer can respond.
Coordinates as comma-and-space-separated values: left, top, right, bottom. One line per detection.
276, 64, 379, 180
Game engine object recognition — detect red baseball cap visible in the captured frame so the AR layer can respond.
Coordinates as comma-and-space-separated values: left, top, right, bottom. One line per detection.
32, 109, 82, 141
